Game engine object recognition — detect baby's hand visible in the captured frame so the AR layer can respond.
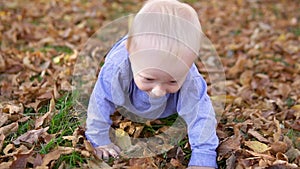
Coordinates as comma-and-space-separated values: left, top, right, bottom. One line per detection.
94, 143, 121, 160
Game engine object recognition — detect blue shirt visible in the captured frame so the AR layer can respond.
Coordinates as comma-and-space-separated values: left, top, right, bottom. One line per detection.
85, 36, 219, 168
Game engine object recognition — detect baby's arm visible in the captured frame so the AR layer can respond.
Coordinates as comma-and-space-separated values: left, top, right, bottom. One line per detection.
85, 67, 121, 159
178, 68, 219, 168
187, 167, 214, 169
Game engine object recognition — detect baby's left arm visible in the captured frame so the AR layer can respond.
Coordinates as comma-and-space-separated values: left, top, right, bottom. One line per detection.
178, 72, 218, 168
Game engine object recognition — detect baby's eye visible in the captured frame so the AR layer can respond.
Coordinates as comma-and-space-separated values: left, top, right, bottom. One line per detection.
169, 80, 177, 84
144, 77, 154, 81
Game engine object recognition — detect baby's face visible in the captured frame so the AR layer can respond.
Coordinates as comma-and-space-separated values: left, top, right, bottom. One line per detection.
128, 41, 196, 98
134, 68, 181, 98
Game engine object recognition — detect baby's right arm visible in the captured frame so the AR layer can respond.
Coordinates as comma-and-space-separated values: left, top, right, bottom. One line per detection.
85, 72, 120, 158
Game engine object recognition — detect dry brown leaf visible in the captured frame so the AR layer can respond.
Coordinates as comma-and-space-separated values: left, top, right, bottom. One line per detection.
248, 129, 269, 143
84, 140, 95, 153
271, 141, 288, 154
170, 158, 183, 167
227, 55, 247, 77
0, 133, 5, 152
0, 161, 13, 169
10, 147, 34, 169
0, 122, 18, 137
34, 153, 43, 168
0, 112, 9, 127
13, 127, 49, 145
278, 83, 292, 99
239, 70, 253, 86
128, 157, 158, 169
60, 80, 73, 91
218, 135, 241, 158
245, 150, 275, 160
35, 98, 55, 129
87, 159, 112, 169
41, 147, 74, 166
3, 143, 14, 155
133, 126, 144, 138
273, 118, 282, 142
4, 102, 24, 114
0, 53, 5, 72
290, 119, 300, 131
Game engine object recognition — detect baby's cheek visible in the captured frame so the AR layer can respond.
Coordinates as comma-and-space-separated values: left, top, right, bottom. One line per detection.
168, 86, 181, 93
134, 79, 151, 92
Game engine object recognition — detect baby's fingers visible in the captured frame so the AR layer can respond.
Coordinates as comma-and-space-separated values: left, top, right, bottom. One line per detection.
95, 149, 103, 159
102, 149, 110, 160
95, 148, 109, 160
108, 148, 119, 158
111, 144, 121, 154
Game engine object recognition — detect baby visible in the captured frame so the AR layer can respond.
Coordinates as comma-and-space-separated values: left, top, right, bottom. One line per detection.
85, 0, 219, 168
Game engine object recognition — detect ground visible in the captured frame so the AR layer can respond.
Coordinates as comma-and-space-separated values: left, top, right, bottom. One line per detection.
0, 0, 300, 168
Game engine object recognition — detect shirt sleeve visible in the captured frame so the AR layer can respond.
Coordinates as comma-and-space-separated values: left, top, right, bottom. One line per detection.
85, 37, 130, 147
177, 66, 219, 168
85, 62, 117, 147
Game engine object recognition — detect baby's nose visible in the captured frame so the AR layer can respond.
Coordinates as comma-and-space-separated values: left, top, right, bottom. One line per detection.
150, 86, 166, 98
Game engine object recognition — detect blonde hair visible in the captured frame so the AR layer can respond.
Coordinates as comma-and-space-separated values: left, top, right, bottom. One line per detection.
127, 0, 202, 58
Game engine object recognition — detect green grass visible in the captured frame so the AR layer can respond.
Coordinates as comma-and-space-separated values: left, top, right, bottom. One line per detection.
53, 151, 87, 169
40, 45, 73, 54
17, 119, 34, 136
0, 92, 83, 167
37, 93, 85, 168
285, 97, 295, 108
182, 0, 198, 3
286, 129, 300, 149
291, 28, 300, 36
30, 74, 43, 82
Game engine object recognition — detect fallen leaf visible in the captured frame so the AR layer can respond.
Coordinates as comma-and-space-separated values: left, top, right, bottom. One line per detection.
245, 150, 275, 160
240, 70, 253, 86
41, 147, 74, 166
87, 159, 112, 169
0, 122, 18, 137
290, 119, 300, 131
13, 127, 49, 145
248, 129, 269, 143
271, 141, 288, 154
244, 141, 270, 153
0, 112, 9, 127
34, 153, 43, 168
0, 134, 5, 152
218, 135, 241, 158
170, 158, 183, 167
10, 147, 34, 169
3, 143, 14, 155
0, 161, 13, 169
35, 98, 55, 129
114, 128, 131, 150
227, 55, 247, 77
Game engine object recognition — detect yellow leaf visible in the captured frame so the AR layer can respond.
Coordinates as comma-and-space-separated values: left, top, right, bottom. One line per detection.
277, 34, 286, 41
115, 129, 131, 150
244, 141, 270, 153
210, 95, 236, 104
0, 11, 7, 17
291, 105, 300, 111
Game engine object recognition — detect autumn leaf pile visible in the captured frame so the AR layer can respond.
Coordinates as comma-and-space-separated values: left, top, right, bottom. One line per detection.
1, 0, 300, 168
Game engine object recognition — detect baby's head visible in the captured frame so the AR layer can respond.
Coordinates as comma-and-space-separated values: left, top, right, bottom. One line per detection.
126, 0, 202, 98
